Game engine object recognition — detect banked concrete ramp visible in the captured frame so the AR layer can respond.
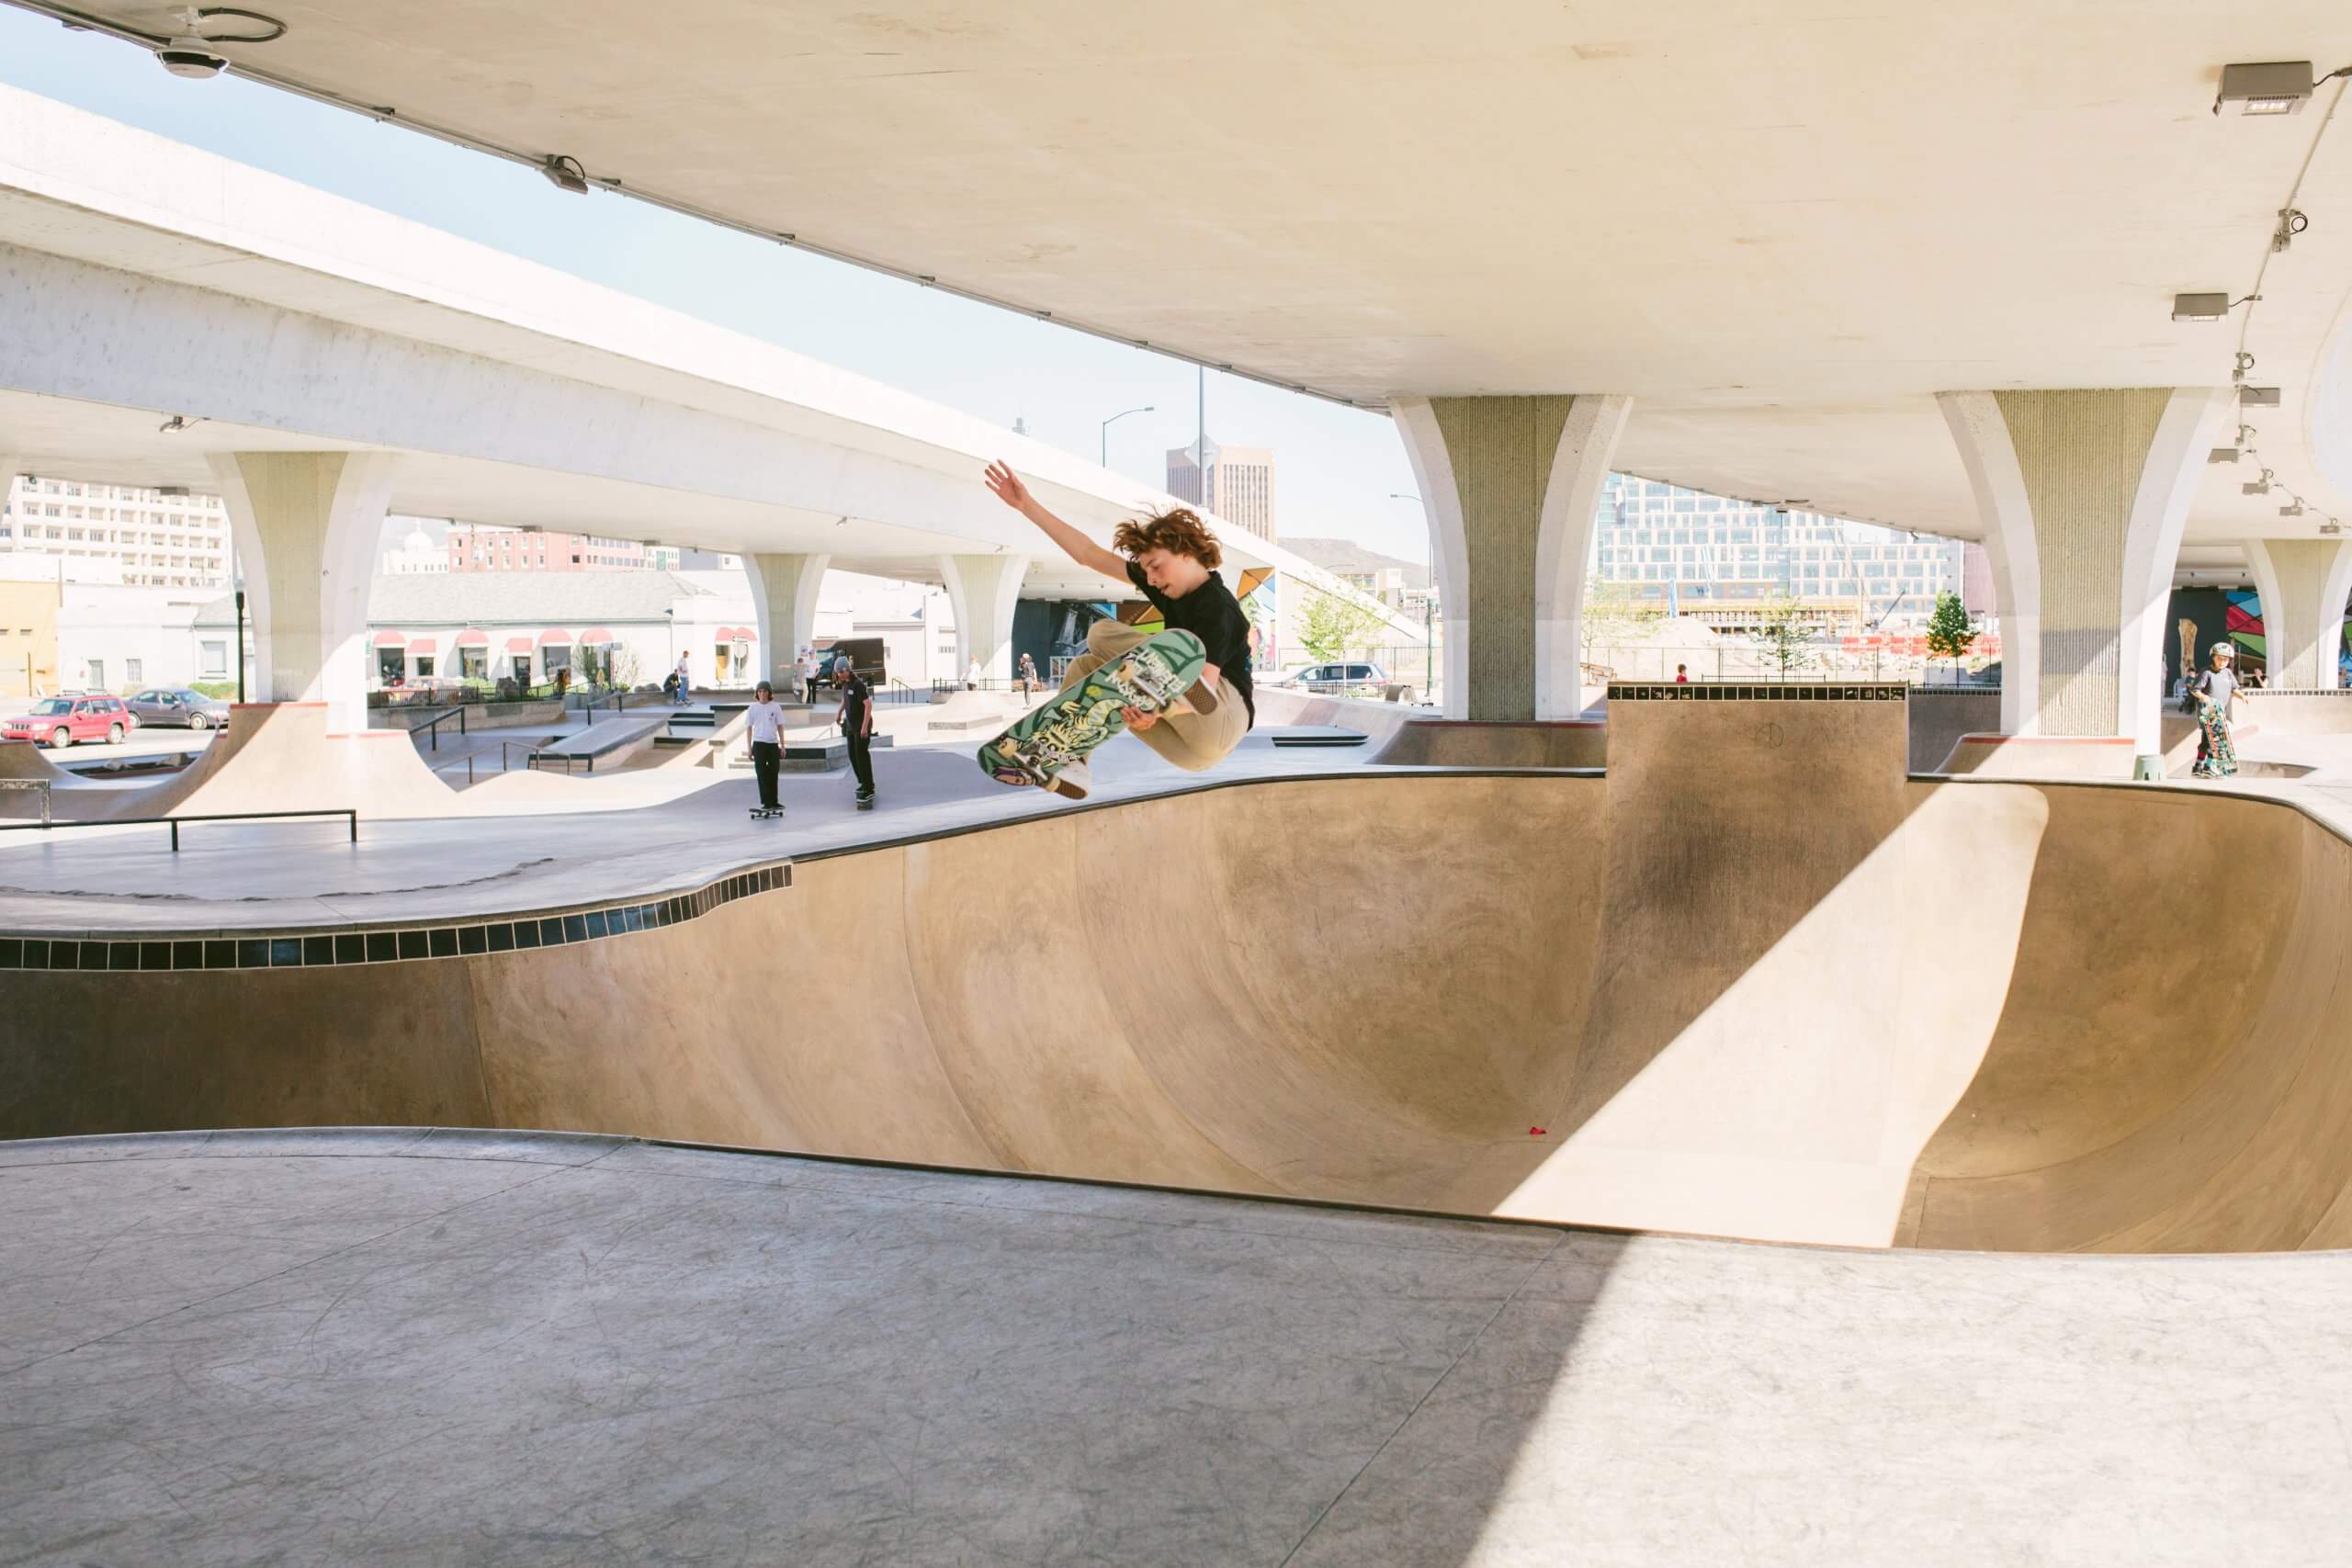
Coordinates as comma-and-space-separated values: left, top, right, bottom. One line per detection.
0, 701, 730, 821
9, 689, 2352, 1253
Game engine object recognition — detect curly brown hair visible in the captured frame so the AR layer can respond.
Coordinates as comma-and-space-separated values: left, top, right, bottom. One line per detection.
1112, 507, 1222, 570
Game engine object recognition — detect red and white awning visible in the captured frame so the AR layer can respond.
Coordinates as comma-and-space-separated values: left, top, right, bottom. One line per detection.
579, 626, 616, 645
371, 630, 407, 649
505, 636, 534, 655
537, 628, 572, 648
455, 628, 490, 649
407, 637, 439, 654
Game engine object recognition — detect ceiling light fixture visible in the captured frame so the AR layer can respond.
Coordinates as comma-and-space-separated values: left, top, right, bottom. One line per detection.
2244, 469, 2275, 495
2275, 209, 2311, 252
2321, 521, 2344, 536
2210, 446, 2242, 464
153, 7, 285, 80
156, 414, 202, 434
2240, 386, 2282, 407
537, 155, 590, 195
2280, 500, 2307, 517
2173, 292, 2232, 321
2214, 61, 2315, 117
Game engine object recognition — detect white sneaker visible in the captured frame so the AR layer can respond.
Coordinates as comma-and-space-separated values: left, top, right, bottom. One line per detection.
1046, 761, 1092, 800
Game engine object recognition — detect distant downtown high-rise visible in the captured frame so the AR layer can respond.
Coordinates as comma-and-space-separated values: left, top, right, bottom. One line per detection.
1166, 435, 1276, 542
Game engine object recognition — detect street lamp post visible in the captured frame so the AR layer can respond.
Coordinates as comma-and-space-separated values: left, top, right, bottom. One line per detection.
1388, 493, 1432, 700
1100, 405, 1156, 468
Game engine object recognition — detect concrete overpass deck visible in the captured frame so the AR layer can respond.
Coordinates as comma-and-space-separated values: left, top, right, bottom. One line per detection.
5, 1127, 2344, 1568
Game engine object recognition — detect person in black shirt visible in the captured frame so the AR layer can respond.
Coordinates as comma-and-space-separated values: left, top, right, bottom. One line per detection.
984, 461, 1251, 790
832, 655, 876, 804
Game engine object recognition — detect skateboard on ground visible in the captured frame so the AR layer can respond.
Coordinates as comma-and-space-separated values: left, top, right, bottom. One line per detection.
749, 805, 783, 820
978, 628, 1208, 798
855, 793, 875, 811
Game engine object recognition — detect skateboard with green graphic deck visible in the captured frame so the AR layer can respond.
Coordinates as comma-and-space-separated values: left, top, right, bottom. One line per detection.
978, 628, 1209, 798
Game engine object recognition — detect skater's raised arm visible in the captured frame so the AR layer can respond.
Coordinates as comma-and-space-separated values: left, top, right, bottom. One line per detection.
984, 461, 1128, 582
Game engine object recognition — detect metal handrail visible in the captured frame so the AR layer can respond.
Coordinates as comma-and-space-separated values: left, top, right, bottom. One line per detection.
405, 705, 469, 750
0, 807, 356, 851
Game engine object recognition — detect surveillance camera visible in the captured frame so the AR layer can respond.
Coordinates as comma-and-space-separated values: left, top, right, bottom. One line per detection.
155, 35, 230, 78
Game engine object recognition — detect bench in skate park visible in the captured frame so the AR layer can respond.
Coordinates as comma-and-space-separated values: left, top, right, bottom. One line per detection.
527, 715, 672, 773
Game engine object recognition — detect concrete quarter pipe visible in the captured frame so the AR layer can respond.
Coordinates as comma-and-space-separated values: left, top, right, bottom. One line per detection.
7, 690, 2352, 1253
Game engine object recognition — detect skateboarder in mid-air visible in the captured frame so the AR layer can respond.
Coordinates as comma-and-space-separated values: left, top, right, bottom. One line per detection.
981, 460, 1253, 797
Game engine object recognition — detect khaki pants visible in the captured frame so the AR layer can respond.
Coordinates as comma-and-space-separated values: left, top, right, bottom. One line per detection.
1058, 619, 1249, 772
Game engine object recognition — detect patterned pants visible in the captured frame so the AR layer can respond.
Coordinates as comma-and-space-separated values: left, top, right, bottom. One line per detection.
1057, 619, 1249, 772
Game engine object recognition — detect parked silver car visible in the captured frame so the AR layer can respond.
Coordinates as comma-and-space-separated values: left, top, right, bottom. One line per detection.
126, 687, 232, 729
1272, 661, 1405, 699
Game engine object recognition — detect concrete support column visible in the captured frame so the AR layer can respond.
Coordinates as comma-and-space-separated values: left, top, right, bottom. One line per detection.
745, 552, 830, 690
2244, 538, 2352, 689
207, 451, 395, 731
1938, 388, 2230, 755
939, 553, 1029, 684
1392, 393, 1631, 720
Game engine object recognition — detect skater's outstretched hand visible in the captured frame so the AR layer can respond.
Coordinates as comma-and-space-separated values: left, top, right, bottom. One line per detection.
988, 459, 1129, 581
983, 461, 1035, 513
1124, 705, 1159, 731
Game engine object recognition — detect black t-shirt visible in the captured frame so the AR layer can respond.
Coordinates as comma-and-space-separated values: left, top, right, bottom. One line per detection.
837, 671, 872, 737
1126, 559, 1253, 724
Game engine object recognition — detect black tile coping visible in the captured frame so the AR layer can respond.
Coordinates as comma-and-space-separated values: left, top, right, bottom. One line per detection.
1606, 682, 1913, 702
0, 862, 792, 975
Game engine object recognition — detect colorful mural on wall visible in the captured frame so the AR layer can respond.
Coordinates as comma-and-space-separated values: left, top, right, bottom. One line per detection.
1099, 567, 1279, 671
2226, 591, 2266, 669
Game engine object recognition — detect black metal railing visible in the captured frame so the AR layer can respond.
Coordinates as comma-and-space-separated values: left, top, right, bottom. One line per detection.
0, 807, 357, 851
405, 705, 469, 750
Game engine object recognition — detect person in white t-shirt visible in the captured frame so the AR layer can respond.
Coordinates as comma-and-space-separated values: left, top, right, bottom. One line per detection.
744, 682, 788, 815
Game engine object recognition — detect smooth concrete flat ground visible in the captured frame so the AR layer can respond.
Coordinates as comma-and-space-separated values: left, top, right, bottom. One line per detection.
2, 1130, 2346, 1568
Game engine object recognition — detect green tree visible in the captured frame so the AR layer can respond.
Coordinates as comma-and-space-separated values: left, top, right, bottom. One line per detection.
1296, 591, 1386, 665
1923, 591, 1976, 666
1579, 580, 1667, 660
1746, 595, 1825, 677
606, 644, 644, 690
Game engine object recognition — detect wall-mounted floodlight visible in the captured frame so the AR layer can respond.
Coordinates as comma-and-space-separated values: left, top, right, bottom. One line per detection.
2281, 501, 2308, 517
2173, 292, 2232, 321
2215, 62, 2314, 116
2240, 386, 2282, 407
2209, 447, 2241, 464
2244, 469, 2275, 495
537, 155, 590, 195
2321, 521, 2344, 536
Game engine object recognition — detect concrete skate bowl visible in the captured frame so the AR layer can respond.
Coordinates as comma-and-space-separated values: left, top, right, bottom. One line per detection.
9, 769, 2352, 1256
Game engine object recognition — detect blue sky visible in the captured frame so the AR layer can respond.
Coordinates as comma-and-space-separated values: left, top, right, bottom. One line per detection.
0, 9, 1432, 561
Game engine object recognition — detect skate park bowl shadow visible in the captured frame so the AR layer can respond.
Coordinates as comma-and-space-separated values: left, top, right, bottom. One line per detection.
8, 690, 2352, 1254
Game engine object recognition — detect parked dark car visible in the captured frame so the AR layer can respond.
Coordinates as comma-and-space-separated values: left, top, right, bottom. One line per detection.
1, 694, 134, 748
127, 687, 232, 730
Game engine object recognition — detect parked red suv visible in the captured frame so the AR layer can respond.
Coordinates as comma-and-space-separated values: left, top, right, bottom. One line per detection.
2, 694, 135, 748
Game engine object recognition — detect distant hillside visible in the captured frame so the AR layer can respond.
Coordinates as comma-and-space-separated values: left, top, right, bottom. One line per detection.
1280, 536, 1431, 591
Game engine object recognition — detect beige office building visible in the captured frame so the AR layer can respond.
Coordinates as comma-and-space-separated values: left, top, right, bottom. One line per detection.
1, 474, 232, 588
1165, 436, 1276, 542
